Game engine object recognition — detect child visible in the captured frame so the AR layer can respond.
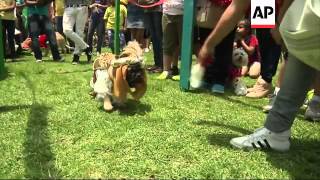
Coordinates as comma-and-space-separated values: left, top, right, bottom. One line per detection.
235, 19, 261, 79
104, 0, 127, 53
0, 0, 16, 61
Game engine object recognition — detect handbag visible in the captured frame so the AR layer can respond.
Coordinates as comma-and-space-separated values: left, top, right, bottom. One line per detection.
280, 0, 320, 70
196, 0, 226, 29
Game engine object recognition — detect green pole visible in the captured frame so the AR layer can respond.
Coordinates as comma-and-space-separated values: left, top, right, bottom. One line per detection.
0, 19, 5, 75
114, 0, 121, 56
180, 0, 195, 91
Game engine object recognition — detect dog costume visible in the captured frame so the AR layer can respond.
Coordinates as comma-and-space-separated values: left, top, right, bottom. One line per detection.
91, 41, 147, 111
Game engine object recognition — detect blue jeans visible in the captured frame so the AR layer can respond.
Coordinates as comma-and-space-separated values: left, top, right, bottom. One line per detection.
107, 29, 125, 53
28, 14, 61, 60
265, 54, 317, 132
256, 29, 282, 83
87, 14, 105, 54
144, 11, 163, 68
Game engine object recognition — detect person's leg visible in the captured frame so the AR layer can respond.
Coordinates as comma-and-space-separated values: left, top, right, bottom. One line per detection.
248, 61, 261, 78
74, 7, 89, 53
151, 11, 163, 69
5, 20, 16, 59
87, 16, 98, 54
157, 14, 175, 79
42, 15, 61, 61
210, 29, 235, 92
107, 29, 115, 53
28, 15, 42, 61
55, 16, 64, 35
305, 73, 320, 121
170, 15, 183, 77
96, 18, 105, 54
241, 66, 249, 76
63, 7, 77, 53
247, 29, 281, 98
230, 55, 317, 151
265, 55, 317, 132
119, 32, 126, 50
262, 54, 288, 113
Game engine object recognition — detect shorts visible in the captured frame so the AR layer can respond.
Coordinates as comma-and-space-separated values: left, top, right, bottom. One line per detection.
162, 14, 183, 56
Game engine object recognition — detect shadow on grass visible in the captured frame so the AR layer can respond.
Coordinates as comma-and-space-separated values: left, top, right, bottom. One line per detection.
19, 72, 62, 178
199, 120, 320, 179
118, 100, 152, 116
0, 104, 30, 112
187, 88, 262, 111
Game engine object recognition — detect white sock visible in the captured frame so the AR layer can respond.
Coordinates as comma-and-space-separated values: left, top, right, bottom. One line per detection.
311, 95, 320, 102
274, 87, 280, 95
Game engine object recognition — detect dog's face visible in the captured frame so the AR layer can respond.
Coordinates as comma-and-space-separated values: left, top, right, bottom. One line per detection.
232, 48, 248, 67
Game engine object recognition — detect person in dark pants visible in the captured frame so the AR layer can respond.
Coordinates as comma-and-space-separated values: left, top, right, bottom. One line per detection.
245, 29, 282, 98
144, 5, 163, 73
0, 0, 16, 61
193, 27, 235, 94
87, 0, 108, 55
26, 0, 63, 62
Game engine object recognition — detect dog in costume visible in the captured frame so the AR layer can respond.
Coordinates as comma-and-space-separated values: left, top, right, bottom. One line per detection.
90, 41, 147, 111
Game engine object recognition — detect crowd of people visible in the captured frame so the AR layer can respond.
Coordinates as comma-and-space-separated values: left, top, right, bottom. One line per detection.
0, 0, 319, 151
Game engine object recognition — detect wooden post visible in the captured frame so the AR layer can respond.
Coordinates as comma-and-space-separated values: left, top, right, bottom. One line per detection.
114, 0, 121, 56
180, 0, 195, 91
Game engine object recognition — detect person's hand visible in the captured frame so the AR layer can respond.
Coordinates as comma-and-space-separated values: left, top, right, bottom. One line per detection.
270, 26, 283, 45
198, 42, 215, 65
89, 3, 97, 8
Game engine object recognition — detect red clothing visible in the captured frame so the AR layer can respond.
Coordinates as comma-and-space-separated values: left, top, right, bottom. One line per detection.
237, 34, 261, 65
39, 34, 48, 48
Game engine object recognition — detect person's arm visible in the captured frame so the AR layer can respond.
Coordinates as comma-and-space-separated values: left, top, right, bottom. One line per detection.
240, 38, 255, 56
198, 0, 250, 63
271, 0, 294, 45
0, 1, 16, 11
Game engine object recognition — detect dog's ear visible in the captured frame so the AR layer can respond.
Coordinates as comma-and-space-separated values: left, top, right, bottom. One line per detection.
130, 75, 147, 100
121, 65, 128, 80
113, 65, 130, 104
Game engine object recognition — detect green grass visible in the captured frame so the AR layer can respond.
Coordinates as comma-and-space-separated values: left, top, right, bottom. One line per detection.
0, 51, 320, 179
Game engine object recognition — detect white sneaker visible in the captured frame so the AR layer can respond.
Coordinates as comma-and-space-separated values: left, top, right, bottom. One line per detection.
36, 59, 43, 63
230, 127, 291, 152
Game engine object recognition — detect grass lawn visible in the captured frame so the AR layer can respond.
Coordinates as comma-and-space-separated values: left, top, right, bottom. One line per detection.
0, 51, 320, 179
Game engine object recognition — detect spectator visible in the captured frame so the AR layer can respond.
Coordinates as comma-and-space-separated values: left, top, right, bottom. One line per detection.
25, 0, 63, 62
156, 0, 184, 80
63, 0, 91, 65
235, 19, 261, 79
127, 2, 145, 46
0, 0, 16, 61
143, 2, 163, 73
198, 0, 320, 151
87, 0, 108, 56
104, 0, 127, 53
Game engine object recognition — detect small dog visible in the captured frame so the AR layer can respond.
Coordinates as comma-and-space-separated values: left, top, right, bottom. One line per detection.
232, 48, 248, 68
90, 41, 147, 111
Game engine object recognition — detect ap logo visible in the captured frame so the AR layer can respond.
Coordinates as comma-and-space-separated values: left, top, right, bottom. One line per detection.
251, 0, 275, 28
